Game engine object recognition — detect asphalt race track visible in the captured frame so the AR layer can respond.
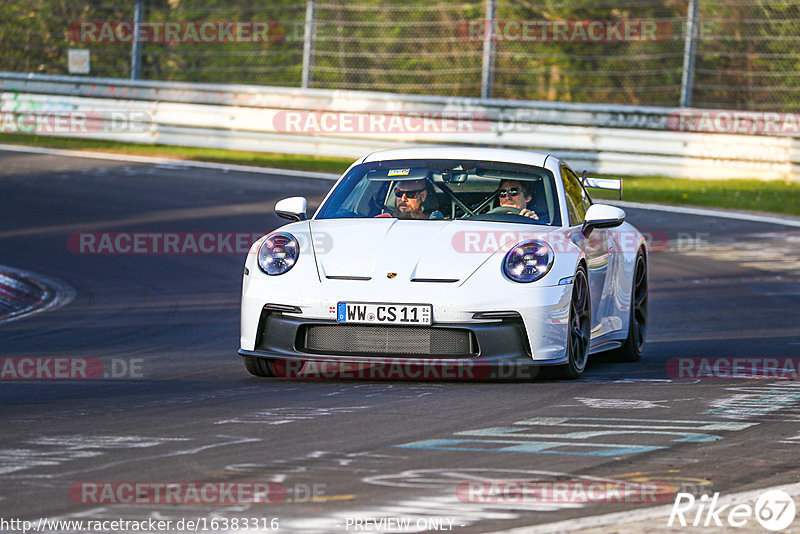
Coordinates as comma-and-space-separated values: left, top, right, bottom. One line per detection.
1, 148, 800, 533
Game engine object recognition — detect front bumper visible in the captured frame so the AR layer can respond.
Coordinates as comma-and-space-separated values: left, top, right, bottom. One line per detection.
240, 273, 573, 362
239, 312, 568, 367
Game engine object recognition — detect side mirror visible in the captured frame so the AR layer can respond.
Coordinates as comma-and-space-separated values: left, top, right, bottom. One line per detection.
582, 204, 625, 237
275, 196, 307, 222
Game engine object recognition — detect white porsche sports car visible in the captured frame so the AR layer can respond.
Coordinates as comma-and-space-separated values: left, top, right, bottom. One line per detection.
239, 147, 647, 379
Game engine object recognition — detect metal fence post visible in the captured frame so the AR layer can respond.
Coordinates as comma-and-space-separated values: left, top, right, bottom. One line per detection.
301, 0, 316, 89
680, 0, 699, 107
480, 0, 496, 99
131, 0, 144, 80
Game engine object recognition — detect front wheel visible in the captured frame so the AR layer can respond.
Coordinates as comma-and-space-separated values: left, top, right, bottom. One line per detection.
242, 355, 276, 377
612, 251, 648, 362
241, 356, 302, 377
551, 266, 591, 379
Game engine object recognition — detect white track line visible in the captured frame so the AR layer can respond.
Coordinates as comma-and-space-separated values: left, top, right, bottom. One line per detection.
0, 143, 341, 180
611, 199, 800, 228
2, 144, 800, 226
495, 481, 800, 534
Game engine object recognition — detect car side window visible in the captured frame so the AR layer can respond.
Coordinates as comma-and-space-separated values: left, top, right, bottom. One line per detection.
560, 166, 588, 226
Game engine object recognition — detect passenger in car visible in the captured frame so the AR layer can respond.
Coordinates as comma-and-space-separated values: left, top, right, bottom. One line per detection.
394, 179, 435, 219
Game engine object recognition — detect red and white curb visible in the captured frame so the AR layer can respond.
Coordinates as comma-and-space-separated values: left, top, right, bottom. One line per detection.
0, 266, 75, 324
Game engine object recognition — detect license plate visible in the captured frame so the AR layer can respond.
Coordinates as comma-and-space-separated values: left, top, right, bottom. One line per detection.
336, 302, 432, 325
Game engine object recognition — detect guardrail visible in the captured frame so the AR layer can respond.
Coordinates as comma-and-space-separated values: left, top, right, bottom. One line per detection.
1, 72, 798, 180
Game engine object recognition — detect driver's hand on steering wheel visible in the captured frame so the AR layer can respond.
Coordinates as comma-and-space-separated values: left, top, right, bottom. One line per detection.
518, 208, 539, 220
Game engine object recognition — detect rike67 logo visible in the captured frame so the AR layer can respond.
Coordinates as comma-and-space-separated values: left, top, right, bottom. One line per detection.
669, 489, 796, 531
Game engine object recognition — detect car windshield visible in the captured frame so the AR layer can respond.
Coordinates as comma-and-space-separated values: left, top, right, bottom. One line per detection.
315, 159, 561, 225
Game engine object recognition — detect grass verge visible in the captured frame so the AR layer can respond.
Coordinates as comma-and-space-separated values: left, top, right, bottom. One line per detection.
2, 134, 799, 216
591, 175, 800, 217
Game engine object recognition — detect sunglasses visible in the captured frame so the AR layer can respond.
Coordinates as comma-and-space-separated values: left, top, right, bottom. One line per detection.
394, 188, 424, 199
498, 188, 521, 198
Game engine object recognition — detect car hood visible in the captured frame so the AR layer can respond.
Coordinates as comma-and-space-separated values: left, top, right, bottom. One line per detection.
309, 218, 555, 284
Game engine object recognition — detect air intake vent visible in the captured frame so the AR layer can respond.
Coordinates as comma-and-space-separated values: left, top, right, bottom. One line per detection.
299, 324, 477, 358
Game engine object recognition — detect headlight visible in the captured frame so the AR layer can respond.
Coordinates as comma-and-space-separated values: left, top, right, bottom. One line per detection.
503, 240, 554, 283
257, 232, 299, 275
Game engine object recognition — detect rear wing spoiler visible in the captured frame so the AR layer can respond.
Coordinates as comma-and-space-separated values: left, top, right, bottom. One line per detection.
581, 170, 622, 200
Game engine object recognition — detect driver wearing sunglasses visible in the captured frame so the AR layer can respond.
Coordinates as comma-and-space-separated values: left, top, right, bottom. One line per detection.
498, 179, 539, 220
394, 179, 431, 219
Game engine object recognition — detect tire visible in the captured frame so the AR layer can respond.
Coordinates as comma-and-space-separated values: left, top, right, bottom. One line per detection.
612, 250, 648, 362
242, 355, 276, 377
550, 266, 591, 379
242, 356, 305, 378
